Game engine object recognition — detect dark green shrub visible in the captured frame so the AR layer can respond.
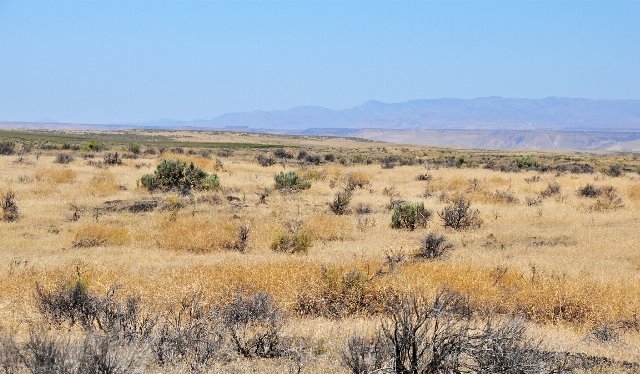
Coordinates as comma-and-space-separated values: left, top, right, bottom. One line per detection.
390, 202, 431, 230
128, 144, 141, 155
85, 141, 105, 152
513, 156, 539, 170
140, 159, 220, 192
274, 171, 311, 191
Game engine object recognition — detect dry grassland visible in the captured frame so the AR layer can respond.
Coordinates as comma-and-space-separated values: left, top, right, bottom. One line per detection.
1, 130, 640, 372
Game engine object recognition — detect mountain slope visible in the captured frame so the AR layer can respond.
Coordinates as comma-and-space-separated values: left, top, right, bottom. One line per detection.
205, 97, 640, 131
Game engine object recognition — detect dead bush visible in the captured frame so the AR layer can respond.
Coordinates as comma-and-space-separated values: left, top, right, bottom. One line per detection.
342, 291, 567, 374
153, 294, 224, 369
340, 332, 392, 374
578, 183, 600, 198
439, 197, 482, 230
103, 152, 123, 166
222, 292, 286, 358
416, 233, 453, 260
329, 189, 352, 215
1, 190, 18, 222
35, 280, 156, 341
0, 141, 16, 155
229, 225, 250, 252
578, 184, 624, 210
257, 154, 276, 167
55, 153, 74, 164
540, 182, 561, 198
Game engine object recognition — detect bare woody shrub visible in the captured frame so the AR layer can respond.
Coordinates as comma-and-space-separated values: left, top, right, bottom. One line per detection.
329, 189, 352, 215
342, 291, 569, 374
55, 153, 74, 164
416, 233, 453, 260
439, 197, 482, 230
222, 292, 286, 358
1, 190, 18, 222
153, 294, 224, 369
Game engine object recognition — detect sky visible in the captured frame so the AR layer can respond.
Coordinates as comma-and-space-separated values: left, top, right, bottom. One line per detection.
0, 0, 639, 124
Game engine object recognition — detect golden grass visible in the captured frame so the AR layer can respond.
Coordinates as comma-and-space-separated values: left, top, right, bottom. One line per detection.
167, 155, 217, 170
86, 170, 119, 197
35, 167, 77, 184
305, 213, 354, 242
628, 183, 640, 204
71, 223, 131, 247
2, 134, 640, 366
156, 216, 239, 252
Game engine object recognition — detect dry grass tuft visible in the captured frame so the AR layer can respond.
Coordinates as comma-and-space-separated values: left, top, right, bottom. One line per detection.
35, 168, 77, 184
169, 155, 216, 170
72, 223, 131, 247
87, 170, 119, 197
345, 172, 372, 189
156, 216, 238, 252
305, 213, 354, 242
627, 183, 640, 204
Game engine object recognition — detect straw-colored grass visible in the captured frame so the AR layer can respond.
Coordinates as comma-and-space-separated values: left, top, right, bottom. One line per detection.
1, 133, 640, 368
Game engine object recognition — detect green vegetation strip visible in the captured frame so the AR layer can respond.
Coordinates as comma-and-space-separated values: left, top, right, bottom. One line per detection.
0, 129, 283, 149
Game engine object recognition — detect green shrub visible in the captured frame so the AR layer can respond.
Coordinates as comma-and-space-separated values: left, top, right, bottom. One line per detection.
513, 156, 539, 170
139, 159, 220, 192
273, 171, 311, 191
85, 141, 105, 152
128, 144, 141, 155
390, 202, 431, 230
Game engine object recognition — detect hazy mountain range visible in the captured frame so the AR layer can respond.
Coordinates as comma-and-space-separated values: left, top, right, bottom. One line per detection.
3, 97, 640, 151
203, 97, 640, 131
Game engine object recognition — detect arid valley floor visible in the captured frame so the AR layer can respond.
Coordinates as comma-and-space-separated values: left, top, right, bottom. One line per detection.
1, 129, 640, 373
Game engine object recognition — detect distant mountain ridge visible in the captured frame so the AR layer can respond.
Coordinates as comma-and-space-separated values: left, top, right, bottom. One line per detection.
198, 97, 640, 131
4, 97, 640, 151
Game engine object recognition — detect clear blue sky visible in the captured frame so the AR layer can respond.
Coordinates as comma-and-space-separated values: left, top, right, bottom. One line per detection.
1, 0, 639, 124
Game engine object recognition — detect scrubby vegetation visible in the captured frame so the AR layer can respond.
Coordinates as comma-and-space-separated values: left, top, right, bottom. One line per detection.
140, 159, 220, 192
439, 197, 482, 230
1, 130, 640, 372
390, 201, 430, 230
274, 171, 311, 191
1, 190, 18, 222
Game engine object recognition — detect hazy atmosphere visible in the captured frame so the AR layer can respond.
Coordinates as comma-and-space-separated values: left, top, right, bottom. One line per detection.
1, 0, 639, 124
